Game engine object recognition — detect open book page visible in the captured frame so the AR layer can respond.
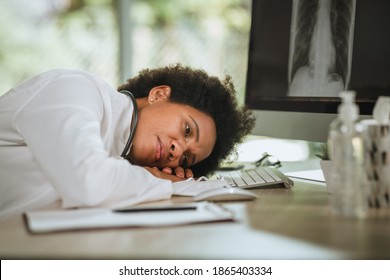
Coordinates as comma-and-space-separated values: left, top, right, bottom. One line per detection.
172, 178, 230, 196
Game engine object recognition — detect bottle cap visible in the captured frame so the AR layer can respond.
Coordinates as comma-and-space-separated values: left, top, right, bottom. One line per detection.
373, 96, 390, 125
338, 91, 359, 122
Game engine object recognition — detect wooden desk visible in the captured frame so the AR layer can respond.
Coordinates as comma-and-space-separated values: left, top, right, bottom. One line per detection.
1, 179, 390, 259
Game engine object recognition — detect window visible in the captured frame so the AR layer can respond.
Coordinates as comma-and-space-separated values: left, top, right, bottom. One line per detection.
0, 0, 251, 102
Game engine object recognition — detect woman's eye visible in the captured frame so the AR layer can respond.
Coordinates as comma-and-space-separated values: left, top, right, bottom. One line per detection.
182, 154, 189, 167
185, 123, 191, 138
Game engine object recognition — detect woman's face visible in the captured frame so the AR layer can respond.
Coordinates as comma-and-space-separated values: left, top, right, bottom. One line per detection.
129, 94, 216, 169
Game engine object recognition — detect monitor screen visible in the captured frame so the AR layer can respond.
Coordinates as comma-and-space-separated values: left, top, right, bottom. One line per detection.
245, 0, 390, 142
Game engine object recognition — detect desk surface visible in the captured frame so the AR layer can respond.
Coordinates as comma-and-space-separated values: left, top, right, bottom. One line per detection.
1, 179, 390, 259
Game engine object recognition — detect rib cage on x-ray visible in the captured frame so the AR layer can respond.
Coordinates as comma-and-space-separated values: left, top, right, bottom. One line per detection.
289, 0, 355, 97
331, 0, 355, 87
290, 0, 319, 83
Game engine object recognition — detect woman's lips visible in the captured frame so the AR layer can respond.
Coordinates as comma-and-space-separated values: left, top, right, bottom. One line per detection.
154, 137, 164, 162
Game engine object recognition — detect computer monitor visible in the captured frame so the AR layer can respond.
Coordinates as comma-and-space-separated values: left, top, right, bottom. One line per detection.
245, 0, 390, 143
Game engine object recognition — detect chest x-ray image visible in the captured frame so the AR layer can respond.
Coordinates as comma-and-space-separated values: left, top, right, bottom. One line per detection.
288, 0, 356, 97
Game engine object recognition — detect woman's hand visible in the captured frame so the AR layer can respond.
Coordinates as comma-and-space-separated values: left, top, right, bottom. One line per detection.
143, 166, 193, 182
161, 166, 193, 179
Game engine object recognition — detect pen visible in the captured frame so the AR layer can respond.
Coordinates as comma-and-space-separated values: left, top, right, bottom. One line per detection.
113, 204, 197, 213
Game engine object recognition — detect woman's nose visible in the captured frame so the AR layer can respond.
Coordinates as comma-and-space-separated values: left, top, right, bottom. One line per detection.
169, 142, 183, 161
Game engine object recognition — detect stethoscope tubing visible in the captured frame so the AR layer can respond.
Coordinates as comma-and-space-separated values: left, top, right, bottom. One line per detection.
119, 90, 138, 158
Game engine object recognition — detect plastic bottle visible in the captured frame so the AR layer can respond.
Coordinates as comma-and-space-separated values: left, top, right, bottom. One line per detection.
327, 91, 367, 218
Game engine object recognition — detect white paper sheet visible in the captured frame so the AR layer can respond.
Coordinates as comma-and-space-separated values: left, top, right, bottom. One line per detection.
285, 169, 325, 182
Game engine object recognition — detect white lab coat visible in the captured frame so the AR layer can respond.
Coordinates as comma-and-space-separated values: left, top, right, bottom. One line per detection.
0, 69, 173, 220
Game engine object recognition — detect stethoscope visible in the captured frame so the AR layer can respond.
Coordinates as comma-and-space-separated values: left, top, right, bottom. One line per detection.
119, 90, 138, 159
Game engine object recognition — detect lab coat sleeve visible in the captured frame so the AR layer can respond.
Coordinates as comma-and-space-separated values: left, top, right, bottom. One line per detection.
13, 73, 173, 208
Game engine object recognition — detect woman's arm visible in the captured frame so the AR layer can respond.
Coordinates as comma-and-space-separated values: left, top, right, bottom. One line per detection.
14, 72, 172, 208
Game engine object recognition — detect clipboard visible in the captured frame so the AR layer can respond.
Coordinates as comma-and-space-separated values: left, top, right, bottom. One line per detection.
24, 202, 234, 233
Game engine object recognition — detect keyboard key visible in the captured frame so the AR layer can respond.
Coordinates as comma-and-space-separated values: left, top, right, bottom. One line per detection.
247, 170, 266, 184
264, 167, 281, 181
254, 168, 275, 183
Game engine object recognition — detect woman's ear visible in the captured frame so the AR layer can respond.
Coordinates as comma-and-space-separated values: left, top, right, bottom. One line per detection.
148, 85, 171, 104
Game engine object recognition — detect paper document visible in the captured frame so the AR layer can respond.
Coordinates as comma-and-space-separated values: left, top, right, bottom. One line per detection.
285, 169, 325, 182
25, 202, 234, 233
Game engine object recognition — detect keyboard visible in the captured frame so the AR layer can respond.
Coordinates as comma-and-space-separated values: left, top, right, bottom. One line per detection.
214, 166, 294, 189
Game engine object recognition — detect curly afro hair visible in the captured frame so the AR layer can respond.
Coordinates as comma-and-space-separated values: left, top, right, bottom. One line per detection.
118, 64, 255, 176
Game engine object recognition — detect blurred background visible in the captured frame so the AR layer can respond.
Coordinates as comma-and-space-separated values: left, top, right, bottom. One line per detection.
0, 0, 251, 102
0, 0, 319, 166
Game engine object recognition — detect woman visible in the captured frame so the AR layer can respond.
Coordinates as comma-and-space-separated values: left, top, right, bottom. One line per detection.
0, 64, 254, 219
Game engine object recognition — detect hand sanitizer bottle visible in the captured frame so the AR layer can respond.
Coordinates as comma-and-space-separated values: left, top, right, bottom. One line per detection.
327, 91, 368, 218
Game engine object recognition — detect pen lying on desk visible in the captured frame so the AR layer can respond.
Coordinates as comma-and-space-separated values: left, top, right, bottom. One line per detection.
113, 203, 197, 213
